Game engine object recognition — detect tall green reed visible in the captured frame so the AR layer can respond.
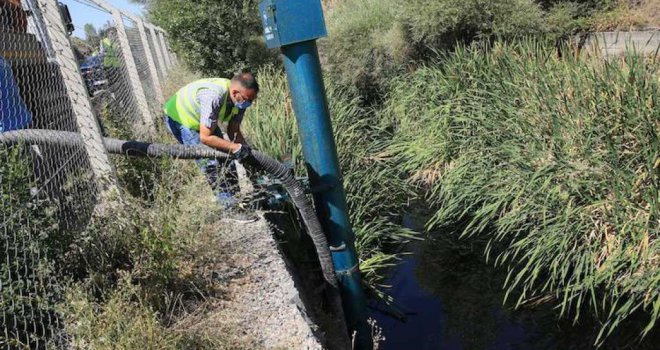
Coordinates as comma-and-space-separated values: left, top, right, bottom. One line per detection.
383, 40, 659, 343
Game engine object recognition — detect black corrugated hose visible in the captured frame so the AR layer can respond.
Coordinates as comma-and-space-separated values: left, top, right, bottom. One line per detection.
0, 129, 337, 285
0, 129, 349, 347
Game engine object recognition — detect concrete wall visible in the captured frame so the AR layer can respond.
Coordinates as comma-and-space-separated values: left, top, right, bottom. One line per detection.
584, 30, 660, 56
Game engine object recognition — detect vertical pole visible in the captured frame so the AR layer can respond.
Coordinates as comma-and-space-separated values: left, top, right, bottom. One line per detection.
111, 9, 156, 136
281, 40, 372, 349
156, 30, 173, 70
135, 17, 164, 103
169, 44, 179, 66
163, 36, 178, 66
147, 24, 167, 78
36, 0, 117, 194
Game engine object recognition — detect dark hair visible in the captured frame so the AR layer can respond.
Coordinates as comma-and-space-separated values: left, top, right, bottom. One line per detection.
231, 72, 259, 93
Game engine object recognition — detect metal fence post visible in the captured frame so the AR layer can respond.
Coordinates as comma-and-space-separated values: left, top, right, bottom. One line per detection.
156, 29, 173, 70
147, 24, 168, 78
135, 16, 164, 103
36, 0, 117, 193
163, 35, 178, 66
169, 42, 179, 66
110, 8, 157, 136
259, 1, 371, 347
165, 30, 175, 69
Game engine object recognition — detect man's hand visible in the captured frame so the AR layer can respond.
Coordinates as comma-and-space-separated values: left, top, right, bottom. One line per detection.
230, 143, 252, 161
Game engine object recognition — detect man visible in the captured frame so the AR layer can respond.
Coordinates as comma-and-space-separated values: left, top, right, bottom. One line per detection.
99, 30, 120, 69
164, 72, 258, 223
92, 28, 121, 96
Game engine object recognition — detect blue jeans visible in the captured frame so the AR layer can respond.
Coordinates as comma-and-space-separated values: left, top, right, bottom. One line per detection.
165, 116, 239, 206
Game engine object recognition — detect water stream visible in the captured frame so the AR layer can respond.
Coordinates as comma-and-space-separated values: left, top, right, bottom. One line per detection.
369, 245, 532, 350
367, 215, 658, 350
369, 215, 532, 350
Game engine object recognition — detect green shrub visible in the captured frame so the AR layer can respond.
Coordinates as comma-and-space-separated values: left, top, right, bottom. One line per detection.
322, 0, 401, 101
322, 0, 604, 100
146, 0, 279, 76
322, 0, 547, 100
543, 2, 591, 36
384, 40, 659, 343
321, 0, 543, 101
0, 145, 63, 348
63, 152, 213, 304
398, 0, 545, 52
244, 66, 417, 289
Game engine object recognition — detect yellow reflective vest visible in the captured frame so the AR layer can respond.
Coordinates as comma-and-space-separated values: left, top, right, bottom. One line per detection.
164, 78, 239, 130
100, 38, 120, 68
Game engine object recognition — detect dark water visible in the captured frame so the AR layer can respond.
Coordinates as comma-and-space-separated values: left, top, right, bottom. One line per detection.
368, 215, 658, 350
370, 249, 530, 350
368, 215, 534, 350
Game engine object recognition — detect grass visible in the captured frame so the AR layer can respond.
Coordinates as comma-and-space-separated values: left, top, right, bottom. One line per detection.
321, 0, 606, 101
55, 145, 259, 348
0, 64, 261, 348
591, 0, 660, 31
244, 66, 418, 291
160, 64, 202, 101
382, 40, 659, 344
61, 277, 181, 350
62, 66, 263, 345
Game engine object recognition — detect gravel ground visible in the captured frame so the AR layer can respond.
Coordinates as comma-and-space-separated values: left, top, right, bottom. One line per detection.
214, 216, 322, 349
170, 165, 325, 349
174, 207, 324, 349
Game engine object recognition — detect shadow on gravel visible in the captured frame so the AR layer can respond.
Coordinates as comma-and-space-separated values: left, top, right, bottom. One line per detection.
264, 205, 349, 350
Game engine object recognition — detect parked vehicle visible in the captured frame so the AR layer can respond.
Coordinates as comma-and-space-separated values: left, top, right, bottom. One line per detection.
0, 56, 32, 132
80, 54, 108, 96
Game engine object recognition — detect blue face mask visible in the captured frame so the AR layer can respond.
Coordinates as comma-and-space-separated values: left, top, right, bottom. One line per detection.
235, 100, 252, 110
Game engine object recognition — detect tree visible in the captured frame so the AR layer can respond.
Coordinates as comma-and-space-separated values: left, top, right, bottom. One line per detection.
83, 23, 100, 49
143, 0, 278, 76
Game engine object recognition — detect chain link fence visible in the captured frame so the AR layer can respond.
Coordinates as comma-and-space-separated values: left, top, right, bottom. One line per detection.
0, 0, 176, 347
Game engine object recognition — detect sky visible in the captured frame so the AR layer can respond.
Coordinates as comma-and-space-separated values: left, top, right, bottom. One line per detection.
60, 0, 146, 39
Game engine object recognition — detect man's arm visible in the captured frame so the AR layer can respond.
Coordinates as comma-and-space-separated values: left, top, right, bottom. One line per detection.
200, 124, 240, 153
198, 90, 241, 154
227, 109, 247, 145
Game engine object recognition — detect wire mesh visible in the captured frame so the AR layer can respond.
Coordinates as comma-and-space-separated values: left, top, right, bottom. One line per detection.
1, 0, 173, 347
1, 0, 257, 347
60, 3, 144, 140
1, 0, 98, 347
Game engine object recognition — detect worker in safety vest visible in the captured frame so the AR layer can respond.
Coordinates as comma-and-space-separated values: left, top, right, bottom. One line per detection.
100, 37, 121, 69
97, 29, 121, 93
164, 72, 258, 222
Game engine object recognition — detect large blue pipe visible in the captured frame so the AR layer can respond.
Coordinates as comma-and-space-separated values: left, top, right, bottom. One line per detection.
281, 40, 371, 349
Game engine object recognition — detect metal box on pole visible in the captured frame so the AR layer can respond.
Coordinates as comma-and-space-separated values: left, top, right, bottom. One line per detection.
259, 0, 327, 49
